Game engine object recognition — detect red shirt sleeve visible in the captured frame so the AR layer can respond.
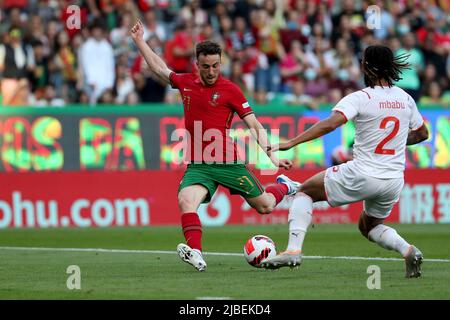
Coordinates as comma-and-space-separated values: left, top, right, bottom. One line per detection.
228, 84, 253, 119
169, 72, 186, 89
169, 72, 181, 89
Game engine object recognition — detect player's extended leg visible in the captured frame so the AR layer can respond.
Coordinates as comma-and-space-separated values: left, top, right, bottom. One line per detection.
245, 174, 301, 214
261, 171, 328, 269
359, 212, 423, 278
177, 185, 209, 271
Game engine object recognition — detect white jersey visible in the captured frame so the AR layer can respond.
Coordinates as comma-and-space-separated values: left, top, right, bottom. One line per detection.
333, 86, 424, 179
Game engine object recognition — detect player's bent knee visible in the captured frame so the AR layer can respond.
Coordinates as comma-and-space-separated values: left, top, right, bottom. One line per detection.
256, 204, 273, 215
178, 195, 196, 212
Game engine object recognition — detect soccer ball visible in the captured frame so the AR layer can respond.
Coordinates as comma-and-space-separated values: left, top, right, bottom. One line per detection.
243, 235, 277, 267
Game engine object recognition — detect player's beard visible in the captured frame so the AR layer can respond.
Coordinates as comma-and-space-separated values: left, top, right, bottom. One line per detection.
204, 75, 217, 86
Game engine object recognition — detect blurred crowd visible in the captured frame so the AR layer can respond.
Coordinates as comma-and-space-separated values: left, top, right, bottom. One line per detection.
0, 0, 449, 108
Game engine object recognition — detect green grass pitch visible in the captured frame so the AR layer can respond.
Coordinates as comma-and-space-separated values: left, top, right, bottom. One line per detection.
0, 224, 449, 300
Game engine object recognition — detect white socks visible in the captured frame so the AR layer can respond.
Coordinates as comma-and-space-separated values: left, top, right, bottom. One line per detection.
285, 194, 411, 257
368, 224, 411, 257
286, 193, 313, 252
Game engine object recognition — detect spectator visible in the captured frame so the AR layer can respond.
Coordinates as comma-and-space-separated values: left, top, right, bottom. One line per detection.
142, 9, 166, 42
283, 79, 317, 110
0, 27, 34, 106
368, 0, 395, 40
419, 81, 449, 107
303, 67, 328, 103
163, 21, 195, 73
131, 36, 167, 103
238, 45, 262, 96
209, 2, 229, 33
394, 32, 425, 101
28, 14, 51, 57
421, 33, 448, 90
180, 0, 208, 30
53, 30, 78, 102
33, 84, 65, 107
228, 16, 255, 55
306, 22, 331, 54
324, 38, 360, 82
331, 0, 364, 51
229, 59, 249, 95
0, 0, 447, 107
99, 88, 115, 104
253, 8, 283, 94
279, 40, 305, 93
421, 64, 438, 94
79, 19, 115, 105
2, 7, 25, 32
110, 12, 135, 57
29, 39, 50, 101
114, 63, 135, 105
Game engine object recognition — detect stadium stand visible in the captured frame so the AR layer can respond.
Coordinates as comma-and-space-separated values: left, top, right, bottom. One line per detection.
0, 0, 448, 108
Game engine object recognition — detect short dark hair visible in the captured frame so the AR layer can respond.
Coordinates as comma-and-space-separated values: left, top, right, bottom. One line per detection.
89, 18, 107, 32
362, 45, 410, 88
195, 40, 221, 60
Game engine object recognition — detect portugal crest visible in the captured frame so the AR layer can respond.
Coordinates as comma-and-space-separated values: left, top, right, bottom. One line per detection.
209, 92, 220, 106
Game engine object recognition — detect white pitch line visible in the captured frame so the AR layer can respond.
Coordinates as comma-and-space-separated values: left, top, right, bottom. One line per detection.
0, 246, 449, 263
196, 296, 232, 300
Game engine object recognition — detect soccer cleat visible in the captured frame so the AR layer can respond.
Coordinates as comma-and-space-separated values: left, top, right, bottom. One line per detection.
260, 250, 303, 270
404, 245, 423, 278
177, 243, 207, 272
276, 174, 301, 195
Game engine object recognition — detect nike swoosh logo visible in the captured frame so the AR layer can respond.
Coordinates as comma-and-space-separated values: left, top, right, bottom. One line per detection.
183, 88, 192, 91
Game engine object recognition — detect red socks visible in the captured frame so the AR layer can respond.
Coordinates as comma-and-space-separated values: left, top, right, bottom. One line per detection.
265, 183, 289, 205
181, 212, 202, 251
180, 185, 288, 250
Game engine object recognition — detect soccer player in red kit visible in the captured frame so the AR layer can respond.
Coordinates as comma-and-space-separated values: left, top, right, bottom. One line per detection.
131, 19, 300, 271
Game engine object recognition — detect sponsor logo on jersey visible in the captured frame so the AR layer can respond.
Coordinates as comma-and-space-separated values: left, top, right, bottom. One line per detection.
242, 102, 250, 109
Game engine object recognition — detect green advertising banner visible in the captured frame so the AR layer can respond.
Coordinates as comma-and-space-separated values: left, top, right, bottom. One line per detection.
0, 106, 448, 172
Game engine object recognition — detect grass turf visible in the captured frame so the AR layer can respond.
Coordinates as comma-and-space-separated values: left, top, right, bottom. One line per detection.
0, 224, 449, 299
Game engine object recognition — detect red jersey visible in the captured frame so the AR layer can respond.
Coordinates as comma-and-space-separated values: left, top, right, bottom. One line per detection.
170, 72, 254, 163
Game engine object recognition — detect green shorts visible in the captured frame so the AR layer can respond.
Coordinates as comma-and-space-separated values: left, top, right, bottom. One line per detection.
178, 163, 265, 203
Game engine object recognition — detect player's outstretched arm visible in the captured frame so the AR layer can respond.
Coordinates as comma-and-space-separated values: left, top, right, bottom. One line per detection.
406, 124, 429, 145
243, 114, 292, 170
273, 111, 347, 151
130, 19, 172, 85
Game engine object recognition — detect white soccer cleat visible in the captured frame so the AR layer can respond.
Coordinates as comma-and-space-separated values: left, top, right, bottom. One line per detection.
177, 243, 207, 272
276, 174, 301, 195
260, 250, 303, 270
404, 245, 423, 278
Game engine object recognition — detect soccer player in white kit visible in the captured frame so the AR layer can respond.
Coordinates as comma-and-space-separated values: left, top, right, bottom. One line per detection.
261, 45, 429, 278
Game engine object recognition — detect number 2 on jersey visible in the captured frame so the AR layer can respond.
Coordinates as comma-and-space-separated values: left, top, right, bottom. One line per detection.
374, 116, 399, 155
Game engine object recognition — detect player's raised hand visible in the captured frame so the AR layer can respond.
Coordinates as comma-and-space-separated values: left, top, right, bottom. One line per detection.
130, 19, 144, 41
278, 158, 293, 170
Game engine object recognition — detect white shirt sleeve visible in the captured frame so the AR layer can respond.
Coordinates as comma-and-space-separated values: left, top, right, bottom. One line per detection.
407, 95, 424, 130
26, 45, 35, 68
0, 45, 5, 68
80, 42, 94, 85
332, 91, 363, 121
